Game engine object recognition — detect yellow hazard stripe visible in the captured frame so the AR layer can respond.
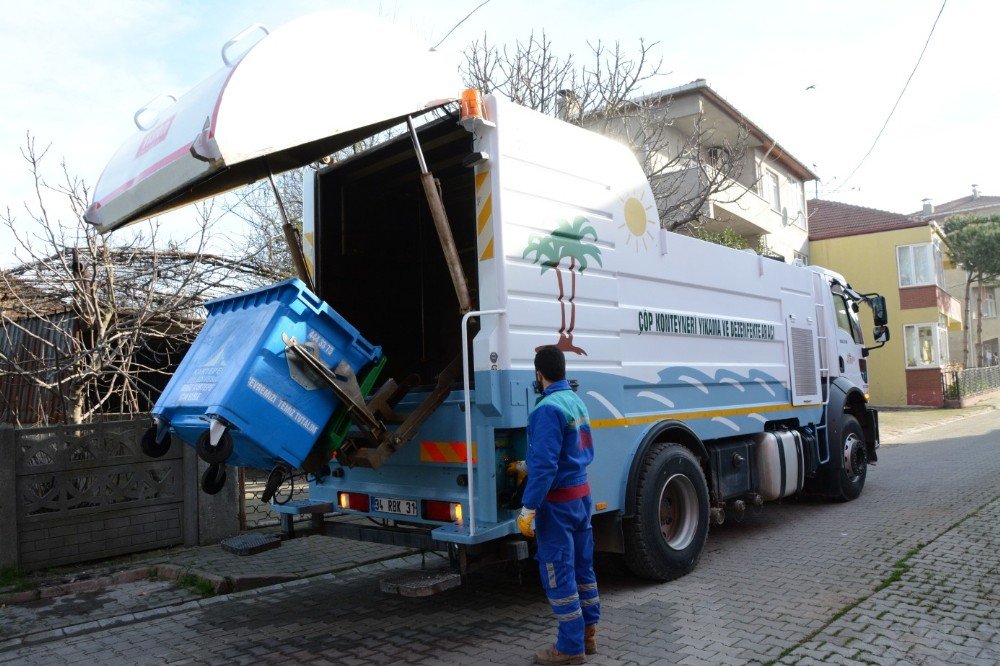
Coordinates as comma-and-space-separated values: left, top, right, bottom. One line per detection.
419, 441, 478, 463
475, 169, 493, 261
590, 403, 814, 430
480, 238, 494, 261
477, 194, 492, 234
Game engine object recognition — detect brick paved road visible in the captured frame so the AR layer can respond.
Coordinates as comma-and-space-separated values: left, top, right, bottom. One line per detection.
2, 411, 998, 665
780, 496, 999, 665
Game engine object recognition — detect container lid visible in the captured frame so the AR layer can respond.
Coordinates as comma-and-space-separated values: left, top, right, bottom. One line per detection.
84, 10, 460, 233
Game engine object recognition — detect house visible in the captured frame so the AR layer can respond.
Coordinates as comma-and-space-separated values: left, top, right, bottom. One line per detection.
1, 249, 266, 425
808, 199, 962, 407
629, 79, 818, 263
914, 186, 1000, 367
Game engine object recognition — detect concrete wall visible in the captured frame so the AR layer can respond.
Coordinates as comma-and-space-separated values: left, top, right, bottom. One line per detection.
810, 225, 954, 406
0, 419, 240, 572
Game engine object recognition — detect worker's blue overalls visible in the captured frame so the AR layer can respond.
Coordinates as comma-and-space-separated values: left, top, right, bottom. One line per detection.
523, 379, 601, 656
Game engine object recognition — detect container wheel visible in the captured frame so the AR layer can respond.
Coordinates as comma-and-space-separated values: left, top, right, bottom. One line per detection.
834, 415, 867, 502
140, 426, 171, 458
197, 430, 233, 464
201, 463, 227, 495
624, 442, 710, 581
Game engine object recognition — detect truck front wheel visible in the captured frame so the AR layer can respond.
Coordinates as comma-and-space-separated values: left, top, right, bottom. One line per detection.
835, 415, 867, 501
624, 443, 710, 581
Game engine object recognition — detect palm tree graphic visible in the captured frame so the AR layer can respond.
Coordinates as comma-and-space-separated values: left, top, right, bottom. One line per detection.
522, 217, 603, 355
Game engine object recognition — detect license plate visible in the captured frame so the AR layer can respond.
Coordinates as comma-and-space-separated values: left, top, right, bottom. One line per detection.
373, 497, 418, 516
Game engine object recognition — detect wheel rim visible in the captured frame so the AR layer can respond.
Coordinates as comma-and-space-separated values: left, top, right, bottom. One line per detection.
658, 473, 699, 550
843, 432, 866, 482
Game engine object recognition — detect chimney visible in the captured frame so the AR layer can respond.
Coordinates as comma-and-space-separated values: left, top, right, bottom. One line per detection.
922, 198, 934, 216
972, 184, 980, 199
556, 89, 581, 122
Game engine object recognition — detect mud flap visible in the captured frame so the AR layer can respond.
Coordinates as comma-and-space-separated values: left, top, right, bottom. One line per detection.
861, 408, 879, 463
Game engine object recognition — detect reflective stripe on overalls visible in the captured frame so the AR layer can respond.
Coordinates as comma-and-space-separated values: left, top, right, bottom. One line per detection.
535, 493, 601, 656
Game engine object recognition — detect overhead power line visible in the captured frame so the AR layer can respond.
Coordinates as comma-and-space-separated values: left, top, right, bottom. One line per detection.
834, 0, 948, 192
432, 0, 492, 51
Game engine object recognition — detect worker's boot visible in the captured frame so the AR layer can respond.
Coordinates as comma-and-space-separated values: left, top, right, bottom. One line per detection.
534, 645, 586, 665
584, 624, 597, 655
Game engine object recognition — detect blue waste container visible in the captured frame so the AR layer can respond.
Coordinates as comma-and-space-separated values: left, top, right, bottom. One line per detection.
152, 278, 382, 470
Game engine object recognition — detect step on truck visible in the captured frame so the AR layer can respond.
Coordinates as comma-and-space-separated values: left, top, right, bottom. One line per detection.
85, 11, 890, 584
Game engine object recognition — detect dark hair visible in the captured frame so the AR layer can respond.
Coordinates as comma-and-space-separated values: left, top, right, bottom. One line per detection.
534, 345, 566, 382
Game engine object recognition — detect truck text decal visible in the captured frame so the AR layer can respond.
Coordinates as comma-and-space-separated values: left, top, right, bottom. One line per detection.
637, 309, 776, 341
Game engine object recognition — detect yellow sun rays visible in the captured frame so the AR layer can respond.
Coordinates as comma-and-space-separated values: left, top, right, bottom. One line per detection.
618, 189, 655, 251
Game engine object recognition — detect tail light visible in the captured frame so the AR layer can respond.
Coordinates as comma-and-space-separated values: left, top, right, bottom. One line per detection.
423, 500, 463, 523
337, 492, 370, 512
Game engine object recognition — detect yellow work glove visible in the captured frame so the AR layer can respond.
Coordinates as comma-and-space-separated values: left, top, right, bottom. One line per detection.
507, 460, 528, 485
517, 507, 536, 538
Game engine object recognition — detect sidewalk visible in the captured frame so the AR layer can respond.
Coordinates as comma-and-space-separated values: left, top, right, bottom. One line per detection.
877, 393, 1000, 444
0, 527, 418, 648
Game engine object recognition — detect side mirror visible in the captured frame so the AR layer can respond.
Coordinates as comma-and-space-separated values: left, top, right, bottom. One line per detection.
869, 296, 888, 327
873, 325, 890, 344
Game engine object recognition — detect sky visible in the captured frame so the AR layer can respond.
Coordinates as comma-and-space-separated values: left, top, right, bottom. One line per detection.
1, 0, 997, 266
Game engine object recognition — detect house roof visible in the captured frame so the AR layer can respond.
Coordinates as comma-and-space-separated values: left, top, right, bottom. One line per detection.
638, 79, 819, 182
807, 199, 926, 241
914, 193, 1000, 221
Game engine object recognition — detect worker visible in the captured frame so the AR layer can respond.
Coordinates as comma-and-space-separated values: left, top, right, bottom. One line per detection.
517, 345, 600, 665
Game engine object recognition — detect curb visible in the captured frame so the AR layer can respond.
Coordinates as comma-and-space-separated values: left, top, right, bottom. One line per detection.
879, 400, 999, 445
0, 567, 153, 605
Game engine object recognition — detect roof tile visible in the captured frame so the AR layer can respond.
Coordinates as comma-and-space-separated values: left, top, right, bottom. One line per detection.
807, 199, 925, 241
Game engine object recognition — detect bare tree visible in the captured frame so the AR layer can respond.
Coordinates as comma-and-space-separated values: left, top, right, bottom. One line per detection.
0, 136, 279, 425
223, 169, 304, 283
462, 32, 755, 232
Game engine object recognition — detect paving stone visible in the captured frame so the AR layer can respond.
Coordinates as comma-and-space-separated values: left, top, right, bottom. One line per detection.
1, 409, 999, 664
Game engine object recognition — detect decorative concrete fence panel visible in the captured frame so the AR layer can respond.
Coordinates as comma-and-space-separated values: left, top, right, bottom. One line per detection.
1, 418, 239, 572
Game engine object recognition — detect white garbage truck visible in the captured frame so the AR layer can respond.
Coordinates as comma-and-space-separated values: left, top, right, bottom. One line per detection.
85, 11, 889, 583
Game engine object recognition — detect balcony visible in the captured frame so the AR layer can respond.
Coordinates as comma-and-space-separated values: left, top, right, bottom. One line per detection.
655, 164, 804, 240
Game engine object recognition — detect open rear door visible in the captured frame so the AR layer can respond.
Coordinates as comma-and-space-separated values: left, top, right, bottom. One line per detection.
85, 10, 460, 233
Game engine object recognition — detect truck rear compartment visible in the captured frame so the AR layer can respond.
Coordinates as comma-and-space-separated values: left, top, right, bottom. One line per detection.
313, 117, 478, 386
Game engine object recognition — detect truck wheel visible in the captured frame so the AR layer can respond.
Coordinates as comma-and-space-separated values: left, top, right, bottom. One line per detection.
835, 415, 867, 501
624, 443, 710, 581
140, 426, 171, 458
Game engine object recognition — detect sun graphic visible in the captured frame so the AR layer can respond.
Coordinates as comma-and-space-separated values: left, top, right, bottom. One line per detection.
619, 190, 655, 251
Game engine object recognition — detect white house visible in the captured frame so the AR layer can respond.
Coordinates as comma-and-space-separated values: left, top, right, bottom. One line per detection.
627, 80, 817, 263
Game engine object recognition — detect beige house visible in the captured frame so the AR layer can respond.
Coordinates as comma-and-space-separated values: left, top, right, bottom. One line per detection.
915, 187, 1000, 367
632, 80, 817, 263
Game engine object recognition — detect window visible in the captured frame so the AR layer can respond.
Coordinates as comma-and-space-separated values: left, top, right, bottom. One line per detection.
897, 239, 944, 287
788, 181, 806, 229
903, 323, 948, 368
793, 250, 809, 265
763, 171, 781, 211
833, 294, 863, 343
981, 286, 997, 319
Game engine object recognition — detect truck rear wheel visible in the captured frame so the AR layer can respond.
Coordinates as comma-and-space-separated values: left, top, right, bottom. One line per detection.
835, 415, 867, 501
624, 442, 710, 581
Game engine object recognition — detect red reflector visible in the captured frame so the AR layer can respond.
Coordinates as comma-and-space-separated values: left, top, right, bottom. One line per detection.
338, 492, 370, 512
423, 500, 452, 522
423, 500, 462, 522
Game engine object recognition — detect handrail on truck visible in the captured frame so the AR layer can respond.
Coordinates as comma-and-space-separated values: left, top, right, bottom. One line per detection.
461, 309, 506, 537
